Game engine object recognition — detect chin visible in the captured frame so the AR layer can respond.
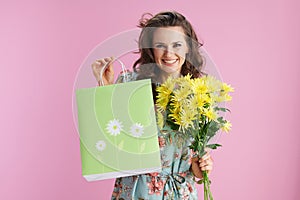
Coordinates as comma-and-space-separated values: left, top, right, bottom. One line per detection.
159, 67, 181, 75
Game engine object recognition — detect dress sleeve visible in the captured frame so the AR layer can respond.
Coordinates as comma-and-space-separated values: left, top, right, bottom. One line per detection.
115, 70, 137, 84
111, 178, 122, 199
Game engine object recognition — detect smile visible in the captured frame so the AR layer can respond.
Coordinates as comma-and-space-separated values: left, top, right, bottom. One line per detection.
162, 59, 178, 65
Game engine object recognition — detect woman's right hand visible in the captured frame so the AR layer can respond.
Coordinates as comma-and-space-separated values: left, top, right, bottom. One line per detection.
91, 56, 115, 86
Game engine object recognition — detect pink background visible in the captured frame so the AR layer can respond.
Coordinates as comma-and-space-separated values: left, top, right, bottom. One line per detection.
1, 0, 299, 199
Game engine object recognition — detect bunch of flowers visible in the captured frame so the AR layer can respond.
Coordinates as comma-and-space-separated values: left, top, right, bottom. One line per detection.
156, 74, 234, 200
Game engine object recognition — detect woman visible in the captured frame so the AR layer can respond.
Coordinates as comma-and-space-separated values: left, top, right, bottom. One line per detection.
92, 11, 213, 200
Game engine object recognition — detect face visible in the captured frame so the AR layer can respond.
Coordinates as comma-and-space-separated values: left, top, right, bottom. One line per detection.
152, 26, 189, 78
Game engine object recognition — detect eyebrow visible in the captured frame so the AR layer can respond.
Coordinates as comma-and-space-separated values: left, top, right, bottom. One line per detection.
153, 41, 184, 45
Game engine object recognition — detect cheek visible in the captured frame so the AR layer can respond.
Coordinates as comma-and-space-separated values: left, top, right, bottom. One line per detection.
178, 48, 188, 58
153, 50, 163, 61
178, 52, 187, 61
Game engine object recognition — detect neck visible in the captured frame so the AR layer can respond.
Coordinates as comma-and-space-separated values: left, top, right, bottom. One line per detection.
157, 71, 181, 84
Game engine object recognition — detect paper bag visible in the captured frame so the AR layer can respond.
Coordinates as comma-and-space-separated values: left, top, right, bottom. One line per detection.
76, 79, 161, 181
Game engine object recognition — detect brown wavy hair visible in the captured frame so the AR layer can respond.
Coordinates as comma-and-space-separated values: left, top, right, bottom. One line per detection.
133, 11, 205, 83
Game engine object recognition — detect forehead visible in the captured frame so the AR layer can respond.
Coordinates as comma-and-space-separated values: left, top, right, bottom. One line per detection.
152, 26, 187, 43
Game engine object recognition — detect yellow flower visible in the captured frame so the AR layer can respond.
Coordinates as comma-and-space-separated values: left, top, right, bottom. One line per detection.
156, 85, 172, 110
156, 96, 169, 111
205, 76, 222, 93
192, 78, 208, 94
204, 108, 218, 121
222, 83, 234, 93
221, 120, 232, 133
189, 94, 205, 110
176, 74, 192, 86
208, 93, 219, 105
219, 93, 232, 102
156, 111, 164, 129
156, 104, 166, 113
214, 94, 225, 103
203, 93, 213, 105
169, 97, 181, 114
179, 105, 197, 131
219, 83, 234, 102
225, 94, 232, 101
188, 95, 198, 110
173, 86, 191, 102
163, 77, 176, 91
156, 75, 233, 135
169, 111, 181, 125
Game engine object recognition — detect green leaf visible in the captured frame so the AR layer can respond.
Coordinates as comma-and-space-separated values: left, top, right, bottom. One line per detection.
215, 107, 231, 112
206, 143, 222, 149
206, 121, 219, 137
197, 179, 204, 184
217, 117, 225, 123
199, 149, 206, 157
166, 120, 179, 130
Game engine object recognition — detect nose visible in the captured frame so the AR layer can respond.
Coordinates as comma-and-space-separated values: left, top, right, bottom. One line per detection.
164, 46, 175, 57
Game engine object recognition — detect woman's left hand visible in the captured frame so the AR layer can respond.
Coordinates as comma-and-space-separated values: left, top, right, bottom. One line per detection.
191, 151, 213, 179
199, 152, 213, 174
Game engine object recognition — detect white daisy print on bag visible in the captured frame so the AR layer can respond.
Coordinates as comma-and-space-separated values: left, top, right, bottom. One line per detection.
95, 140, 106, 151
130, 123, 144, 137
106, 119, 123, 136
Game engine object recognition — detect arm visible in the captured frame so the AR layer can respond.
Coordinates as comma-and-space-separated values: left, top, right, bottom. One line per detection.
190, 152, 213, 179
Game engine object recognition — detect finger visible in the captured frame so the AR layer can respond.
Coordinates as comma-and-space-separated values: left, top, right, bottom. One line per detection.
199, 158, 213, 167
96, 57, 108, 62
103, 59, 111, 65
204, 147, 210, 152
96, 58, 109, 70
104, 56, 114, 62
92, 63, 102, 75
199, 154, 210, 162
202, 154, 209, 161
103, 57, 115, 69
99, 59, 107, 66
201, 165, 213, 172
96, 57, 114, 68
106, 62, 114, 72
200, 160, 213, 169
92, 60, 100, 68
107, 60, 115, 73
199, 161, 209, 167
107, 56, 115, 65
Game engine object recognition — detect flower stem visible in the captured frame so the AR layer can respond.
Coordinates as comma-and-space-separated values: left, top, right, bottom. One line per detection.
203, 171, 213, 200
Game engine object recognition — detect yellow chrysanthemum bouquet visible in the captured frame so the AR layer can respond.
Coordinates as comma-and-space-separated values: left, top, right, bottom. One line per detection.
156, 74, 234, 200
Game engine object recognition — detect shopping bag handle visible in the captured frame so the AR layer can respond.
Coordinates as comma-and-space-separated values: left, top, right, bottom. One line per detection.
99, 58, 128, 86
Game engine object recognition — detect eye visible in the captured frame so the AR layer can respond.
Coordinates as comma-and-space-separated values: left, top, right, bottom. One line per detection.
154, 44, 166, 49
173, 43, 182, 48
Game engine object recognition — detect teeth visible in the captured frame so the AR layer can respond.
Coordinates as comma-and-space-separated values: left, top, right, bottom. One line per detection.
163, 59, 177, 64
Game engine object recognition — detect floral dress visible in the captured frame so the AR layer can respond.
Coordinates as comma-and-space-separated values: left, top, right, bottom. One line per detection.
111, 72, 198, 200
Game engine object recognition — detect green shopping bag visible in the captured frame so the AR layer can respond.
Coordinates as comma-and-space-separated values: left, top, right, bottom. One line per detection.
76, 78, 161, 181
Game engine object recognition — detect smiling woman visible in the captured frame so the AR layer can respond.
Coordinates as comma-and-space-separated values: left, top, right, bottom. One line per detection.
91, 11, 213, 200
